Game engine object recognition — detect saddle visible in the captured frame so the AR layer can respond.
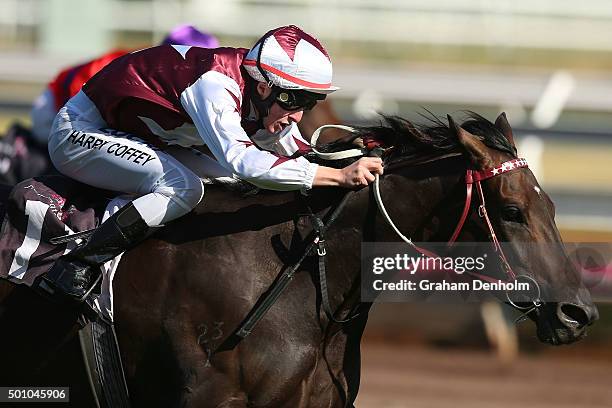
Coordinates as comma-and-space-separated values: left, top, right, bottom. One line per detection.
0, 175, 111, 290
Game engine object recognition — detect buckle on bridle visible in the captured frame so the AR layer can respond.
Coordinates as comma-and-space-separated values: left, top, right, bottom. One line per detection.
316, 239, 326, 256
313, 236, 327, 256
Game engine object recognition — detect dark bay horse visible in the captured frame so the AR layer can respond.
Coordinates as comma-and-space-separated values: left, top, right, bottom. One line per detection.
0, 113, 597, 407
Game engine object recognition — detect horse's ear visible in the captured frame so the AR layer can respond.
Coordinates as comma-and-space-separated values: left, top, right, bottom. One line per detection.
494, 112, 516, 147
448, 114, 493, 169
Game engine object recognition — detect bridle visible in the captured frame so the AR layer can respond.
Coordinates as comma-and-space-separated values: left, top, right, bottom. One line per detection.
311, 125, 544, 320
376, 158, 543, 320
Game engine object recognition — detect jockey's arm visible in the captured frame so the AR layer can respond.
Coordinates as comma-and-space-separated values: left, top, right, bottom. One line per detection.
181, 72, 316, 191
181, 72, 382, 190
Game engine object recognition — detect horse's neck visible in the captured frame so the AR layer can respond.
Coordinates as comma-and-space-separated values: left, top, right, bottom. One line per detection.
351, 156, 468, 241
316, 157, 468, 321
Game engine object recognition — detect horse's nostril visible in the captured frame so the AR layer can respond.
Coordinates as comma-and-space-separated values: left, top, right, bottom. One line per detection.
559, 303, 591, 329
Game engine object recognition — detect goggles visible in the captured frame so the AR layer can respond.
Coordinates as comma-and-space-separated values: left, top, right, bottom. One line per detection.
274, 89, 326, 111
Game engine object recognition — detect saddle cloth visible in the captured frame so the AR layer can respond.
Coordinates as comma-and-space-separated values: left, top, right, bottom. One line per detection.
0, 176, 108, 286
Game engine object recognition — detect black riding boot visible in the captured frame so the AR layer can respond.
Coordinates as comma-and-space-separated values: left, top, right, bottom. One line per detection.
43, 202, 150, 300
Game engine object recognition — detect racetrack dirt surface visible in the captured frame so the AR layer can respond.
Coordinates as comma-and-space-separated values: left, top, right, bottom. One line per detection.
355, 341, 612, 408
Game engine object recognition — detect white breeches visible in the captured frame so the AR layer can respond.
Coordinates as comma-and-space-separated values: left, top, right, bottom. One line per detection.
48, 91, 229, 226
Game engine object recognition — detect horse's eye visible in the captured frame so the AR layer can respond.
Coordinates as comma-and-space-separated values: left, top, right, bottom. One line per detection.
502, 205, 524, 223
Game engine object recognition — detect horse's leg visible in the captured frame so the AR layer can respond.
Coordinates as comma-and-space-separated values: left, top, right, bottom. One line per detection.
172, 357, 247, 406
180, 391, 248, 408
161, 344, 249, 408
120, 322, 248, 407
128, 354, 249, 407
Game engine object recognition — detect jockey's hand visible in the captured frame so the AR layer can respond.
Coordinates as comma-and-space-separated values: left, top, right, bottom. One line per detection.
312, 157, 383, 189
340, 157, 384, 189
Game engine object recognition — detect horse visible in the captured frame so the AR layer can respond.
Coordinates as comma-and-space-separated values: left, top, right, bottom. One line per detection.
0, 112, 597, 407
0, 122, 54, 185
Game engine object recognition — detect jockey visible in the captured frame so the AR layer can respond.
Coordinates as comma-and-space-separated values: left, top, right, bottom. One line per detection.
43, 25, 383, 300
30, 24, 219, 144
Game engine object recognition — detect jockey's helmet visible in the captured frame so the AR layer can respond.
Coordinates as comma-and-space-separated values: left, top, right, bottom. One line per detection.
243, 25, 337, 114
162, 24, 220, 48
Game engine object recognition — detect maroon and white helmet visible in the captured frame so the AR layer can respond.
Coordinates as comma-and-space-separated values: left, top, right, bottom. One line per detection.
243, 25, 338, 95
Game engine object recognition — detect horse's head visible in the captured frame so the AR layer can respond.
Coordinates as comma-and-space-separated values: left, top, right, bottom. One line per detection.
315, 113, 597, 344
449, 112, 598, 345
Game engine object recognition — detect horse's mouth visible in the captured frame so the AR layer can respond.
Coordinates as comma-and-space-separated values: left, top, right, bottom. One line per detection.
537, 322, 587, 345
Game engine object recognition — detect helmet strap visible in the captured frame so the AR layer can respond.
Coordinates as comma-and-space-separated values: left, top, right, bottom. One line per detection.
249, 32, 279, 121
255, 32, 274, 85
249, 80, 278, 123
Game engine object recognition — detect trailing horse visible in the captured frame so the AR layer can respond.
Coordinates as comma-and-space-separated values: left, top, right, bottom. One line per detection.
0, 112, 597, 407
0, 122, 54, 185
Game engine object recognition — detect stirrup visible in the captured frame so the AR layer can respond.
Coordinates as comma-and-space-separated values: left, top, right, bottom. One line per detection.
40, 260, 102, 303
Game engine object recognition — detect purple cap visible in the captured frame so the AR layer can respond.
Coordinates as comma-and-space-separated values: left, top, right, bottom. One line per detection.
161, 24, 219, 48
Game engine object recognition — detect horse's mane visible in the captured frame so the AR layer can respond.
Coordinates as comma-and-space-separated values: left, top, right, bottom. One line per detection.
310, 111, 517, 168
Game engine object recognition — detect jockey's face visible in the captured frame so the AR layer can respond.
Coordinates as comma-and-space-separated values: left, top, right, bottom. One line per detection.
257, 82, 304, 134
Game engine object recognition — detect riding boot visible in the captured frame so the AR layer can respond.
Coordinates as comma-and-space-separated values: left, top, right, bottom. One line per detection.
43, 202, 150, 300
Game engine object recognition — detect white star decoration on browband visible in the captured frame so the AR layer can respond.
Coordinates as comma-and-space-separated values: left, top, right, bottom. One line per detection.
473, 158, 529, 181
